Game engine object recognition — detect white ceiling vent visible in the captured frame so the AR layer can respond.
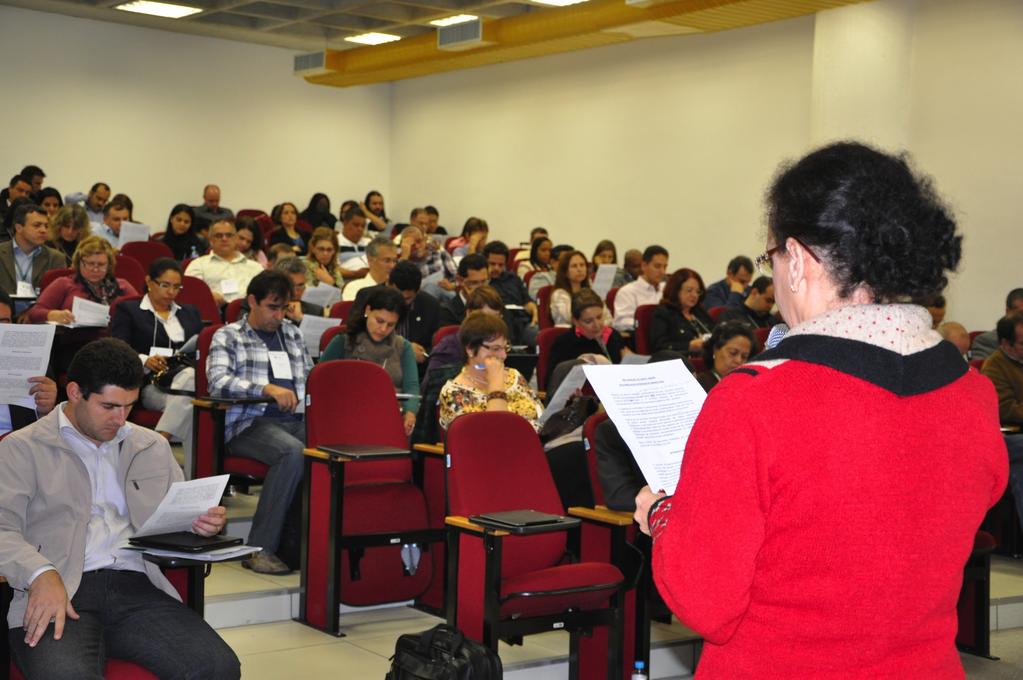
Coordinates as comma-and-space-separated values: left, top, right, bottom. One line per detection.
437, 19, 494, 52
294, 51, 328, 77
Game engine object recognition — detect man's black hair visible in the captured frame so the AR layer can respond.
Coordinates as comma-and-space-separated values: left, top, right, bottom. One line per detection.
750, 276, 773, 294
424, 205, 439, 217
89, 182, 110, 193
1006, 288, 1023, 311
12, 202, 45, 228
997, 312, 1023, 345
8, 175, 30, 189
68, 338, 145, 399
727, 255, 754, 275
458, 253, 487, 278
389, 260, 422, 292
483, 241, 509, 259
247, 270, 293, 304
20, 165, 44, 180
642, 245, 668, 262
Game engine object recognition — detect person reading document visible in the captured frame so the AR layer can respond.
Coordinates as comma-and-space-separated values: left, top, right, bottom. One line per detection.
634, 142, 1007, 678
0, 338, 239, 679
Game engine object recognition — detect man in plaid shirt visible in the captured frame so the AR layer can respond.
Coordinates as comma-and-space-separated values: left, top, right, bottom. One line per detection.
208, 270, 313, 574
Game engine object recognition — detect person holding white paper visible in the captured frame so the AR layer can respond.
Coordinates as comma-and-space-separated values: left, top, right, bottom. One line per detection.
111, 258, 203, 478
0, 202, 66, 307
0, 290, 57, 437
28, 236, 139, 374
0, 338, 238, 679
184, 218, 263, 306
636, 142, 1007, 678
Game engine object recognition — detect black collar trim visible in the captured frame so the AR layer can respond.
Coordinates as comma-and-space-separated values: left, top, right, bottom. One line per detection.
751, 334, 967, 396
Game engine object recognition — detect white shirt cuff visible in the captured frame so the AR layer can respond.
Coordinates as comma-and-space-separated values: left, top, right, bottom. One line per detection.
28, 565, 56, 587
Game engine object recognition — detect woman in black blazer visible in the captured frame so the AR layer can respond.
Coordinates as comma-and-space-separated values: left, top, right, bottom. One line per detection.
111, 258, 203, 478
649, 268, 715, 355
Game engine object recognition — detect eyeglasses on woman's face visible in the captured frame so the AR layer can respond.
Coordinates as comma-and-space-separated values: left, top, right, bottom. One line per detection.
755, 238, 820, 275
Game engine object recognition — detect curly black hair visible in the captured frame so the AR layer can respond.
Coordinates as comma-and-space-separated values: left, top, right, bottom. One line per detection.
766, 141, 961, 303
68, 338, 144, 398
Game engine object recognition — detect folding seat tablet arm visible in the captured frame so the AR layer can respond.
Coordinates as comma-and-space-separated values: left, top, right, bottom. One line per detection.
443, 411, 627, 680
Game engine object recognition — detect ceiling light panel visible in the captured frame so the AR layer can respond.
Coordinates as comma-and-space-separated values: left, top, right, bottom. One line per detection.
430, 14, 479, 27
531, 0, 590, 6
115, 1, 202, 19
345, 32, 402, 45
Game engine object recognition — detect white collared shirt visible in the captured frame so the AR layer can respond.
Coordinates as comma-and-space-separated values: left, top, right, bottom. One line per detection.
612, 278, 665, 333
58, 404, 145, 574
183, 251, 264, 302
92, 221, 119, 247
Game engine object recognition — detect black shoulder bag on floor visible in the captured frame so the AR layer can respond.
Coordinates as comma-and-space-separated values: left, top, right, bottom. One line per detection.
386, 623, 502, 680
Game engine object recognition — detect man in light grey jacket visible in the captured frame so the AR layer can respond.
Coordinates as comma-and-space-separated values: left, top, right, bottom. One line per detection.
0, 338, 239, 679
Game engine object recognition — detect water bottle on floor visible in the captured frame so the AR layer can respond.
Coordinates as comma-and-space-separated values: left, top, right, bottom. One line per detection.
631, 660, 648, 679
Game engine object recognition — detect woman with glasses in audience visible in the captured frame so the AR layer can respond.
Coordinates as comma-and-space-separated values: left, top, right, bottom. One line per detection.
269, 201, 308, 256
304, 227, 344, 289
636, 142, 1007, 678
550, 250, 611, 327
321, 287, 420, 436
36, 187, 63, 218
235, 216, 268, 268
111, 258, 203, 477
29, 236, 139, 373
650, 268, 715, 355
693, 320, 754, 392
47, 204, 91, 265
160, 204, 208, 261
439, 313, 542, 432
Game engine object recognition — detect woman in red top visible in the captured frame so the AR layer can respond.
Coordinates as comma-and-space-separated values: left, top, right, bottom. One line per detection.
636, 142, 1007, 679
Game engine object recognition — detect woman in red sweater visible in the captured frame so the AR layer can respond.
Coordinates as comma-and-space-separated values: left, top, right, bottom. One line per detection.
636, 142, 1007, 679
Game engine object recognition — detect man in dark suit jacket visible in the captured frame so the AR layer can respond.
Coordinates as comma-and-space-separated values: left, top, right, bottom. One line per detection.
353, 261, 441, 372
438, 253, 488, 327
0, 203, 67, 310
0, 290, 57, 437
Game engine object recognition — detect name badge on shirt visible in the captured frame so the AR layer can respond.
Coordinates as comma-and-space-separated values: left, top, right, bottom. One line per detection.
149, 346, 173, 358
15, 281, 34, 297
268, 351, 293, 380
220, 279, 239, 295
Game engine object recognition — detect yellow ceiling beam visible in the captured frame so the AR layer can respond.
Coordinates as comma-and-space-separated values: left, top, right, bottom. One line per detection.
305, 0, 871, 88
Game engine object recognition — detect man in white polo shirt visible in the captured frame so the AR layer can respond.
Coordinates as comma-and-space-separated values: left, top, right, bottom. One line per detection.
612, 245, 669, 335
184, 218, 263, 306
342, 236, 398, 302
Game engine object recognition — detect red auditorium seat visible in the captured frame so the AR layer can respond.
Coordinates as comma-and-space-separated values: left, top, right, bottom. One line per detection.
633, 304, 656, 355
120, 241, 174, 272
535, 326, 570, 392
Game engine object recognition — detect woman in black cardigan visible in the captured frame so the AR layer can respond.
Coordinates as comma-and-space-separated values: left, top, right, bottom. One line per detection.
111, 258, 204, 477
545, 288, 628, 389
649, 267, 715, 355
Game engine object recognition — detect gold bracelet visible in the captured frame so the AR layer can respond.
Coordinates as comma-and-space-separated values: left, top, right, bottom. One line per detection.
486, 390, 509, 401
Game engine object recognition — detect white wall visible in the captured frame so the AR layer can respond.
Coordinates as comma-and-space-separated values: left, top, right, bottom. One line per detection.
2, 1, 1020, 330
389, 0, 1023, 330
391, 16, 815, 274
0, 5, 392, 229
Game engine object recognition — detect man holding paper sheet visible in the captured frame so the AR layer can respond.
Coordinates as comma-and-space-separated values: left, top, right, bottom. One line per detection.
91, 199, 130, 247
0, 338, 239, 679
0, 290, 57, 437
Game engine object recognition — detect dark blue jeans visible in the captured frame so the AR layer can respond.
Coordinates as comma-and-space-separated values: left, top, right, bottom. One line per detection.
9, 570, 239, 680
227, 416, 305, 553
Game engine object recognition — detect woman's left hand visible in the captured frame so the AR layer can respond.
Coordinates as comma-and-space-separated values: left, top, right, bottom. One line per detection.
634, 486, 666, 536
403, 411, 416, 436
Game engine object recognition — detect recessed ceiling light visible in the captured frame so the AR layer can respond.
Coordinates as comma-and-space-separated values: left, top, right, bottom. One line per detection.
430, 14, 479, 27
345, 32, 402, 46
115, 1, 202, 19
531, 0, 590, 6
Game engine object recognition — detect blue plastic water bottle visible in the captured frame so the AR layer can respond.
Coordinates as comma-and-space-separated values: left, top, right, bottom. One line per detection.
631, 660, 648, 680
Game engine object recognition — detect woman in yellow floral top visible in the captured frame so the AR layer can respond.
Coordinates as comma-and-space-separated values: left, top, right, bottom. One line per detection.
439, 313, 543, 432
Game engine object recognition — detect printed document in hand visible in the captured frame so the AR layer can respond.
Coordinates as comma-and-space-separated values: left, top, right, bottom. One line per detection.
539, 364, 588, 425
69, 296, 111, 327
582, 360, 706, 495
302, 284, 342, 309
299, 315, 342, 358
134, 475, 230, 537
118, 221, 151, 248
0, 323, 56, 409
